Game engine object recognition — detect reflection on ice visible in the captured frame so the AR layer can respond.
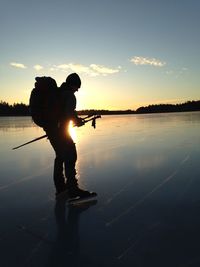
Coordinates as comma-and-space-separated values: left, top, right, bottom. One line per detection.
46, 198, 97, 267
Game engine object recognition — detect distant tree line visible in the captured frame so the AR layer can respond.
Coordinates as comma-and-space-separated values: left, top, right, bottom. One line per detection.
78, 109, 135, 116
0, 100, 200, 116
0, 101, 30, 116
135, 100, 200, 114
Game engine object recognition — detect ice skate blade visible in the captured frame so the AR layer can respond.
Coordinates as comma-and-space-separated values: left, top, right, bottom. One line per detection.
68, 195, 97, 206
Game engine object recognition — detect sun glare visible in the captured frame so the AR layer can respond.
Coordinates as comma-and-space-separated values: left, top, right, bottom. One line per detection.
68, 120, 77, 141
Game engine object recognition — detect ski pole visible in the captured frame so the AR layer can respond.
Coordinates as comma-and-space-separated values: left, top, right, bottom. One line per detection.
12, 134, 47, 150
83, 115, 101, 123
12, 115, 101, 150
82, 114, 94, 120
83, 115, 101, 128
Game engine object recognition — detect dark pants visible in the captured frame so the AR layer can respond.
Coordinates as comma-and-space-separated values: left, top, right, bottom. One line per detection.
45, 125, 77, 192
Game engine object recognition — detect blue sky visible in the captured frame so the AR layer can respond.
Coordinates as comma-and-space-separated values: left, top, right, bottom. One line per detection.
1, 0, 200, 110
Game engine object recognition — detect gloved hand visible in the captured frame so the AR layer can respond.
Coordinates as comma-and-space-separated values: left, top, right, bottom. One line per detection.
75, 117, 85, 127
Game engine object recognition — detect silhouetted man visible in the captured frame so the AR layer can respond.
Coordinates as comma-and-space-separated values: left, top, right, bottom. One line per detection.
44, 73, 96, 199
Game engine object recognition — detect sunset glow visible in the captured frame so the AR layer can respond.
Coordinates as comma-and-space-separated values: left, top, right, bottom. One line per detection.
1, 1, 199, 109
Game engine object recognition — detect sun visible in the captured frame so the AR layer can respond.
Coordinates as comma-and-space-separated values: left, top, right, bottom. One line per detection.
68, 120, 77, 141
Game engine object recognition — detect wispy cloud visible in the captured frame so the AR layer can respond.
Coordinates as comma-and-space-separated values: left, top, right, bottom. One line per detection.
10, 62, 27, 69
130, 56, 166, 67
52, 63, 120, 76
33, 64, 44, 71
56, 63, 93, 75
90, 64, 119, 75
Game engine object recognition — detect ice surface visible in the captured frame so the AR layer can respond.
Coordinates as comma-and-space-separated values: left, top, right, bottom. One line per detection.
0, 112, 200, 266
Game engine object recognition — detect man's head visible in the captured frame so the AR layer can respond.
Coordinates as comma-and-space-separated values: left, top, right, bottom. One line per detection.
65, 73, 81, 92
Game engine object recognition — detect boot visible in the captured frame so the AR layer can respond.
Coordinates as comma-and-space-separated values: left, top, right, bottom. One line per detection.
68, 185, 97, 200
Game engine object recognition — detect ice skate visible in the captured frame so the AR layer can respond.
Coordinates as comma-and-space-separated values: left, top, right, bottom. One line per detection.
68, 186, 97, 205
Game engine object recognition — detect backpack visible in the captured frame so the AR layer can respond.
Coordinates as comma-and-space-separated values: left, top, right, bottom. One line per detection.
29, 76, 60, 127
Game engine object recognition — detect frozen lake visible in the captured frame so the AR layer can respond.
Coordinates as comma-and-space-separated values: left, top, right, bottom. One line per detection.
0, 112, 200, 267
